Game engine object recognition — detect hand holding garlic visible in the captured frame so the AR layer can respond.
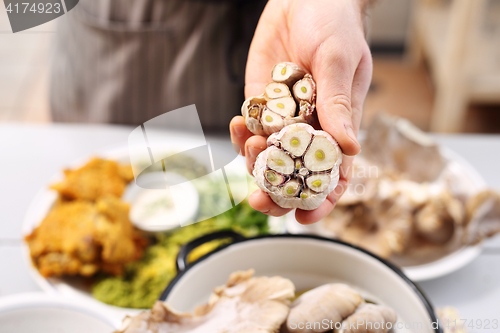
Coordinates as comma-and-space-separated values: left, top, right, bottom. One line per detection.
254, 123, 342, 211
229, 0, 372, 223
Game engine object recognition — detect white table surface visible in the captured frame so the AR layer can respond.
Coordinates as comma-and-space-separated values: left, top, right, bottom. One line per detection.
1, 123, 499, 331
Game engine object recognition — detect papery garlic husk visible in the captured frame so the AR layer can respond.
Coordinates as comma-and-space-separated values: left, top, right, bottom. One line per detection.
254, 123, 342, 210
338, 303, 397, 333
241, 94, 267, 136
242, 62, 317, 136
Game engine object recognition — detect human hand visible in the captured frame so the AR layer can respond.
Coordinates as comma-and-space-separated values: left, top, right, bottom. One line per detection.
229, 0, 373, 224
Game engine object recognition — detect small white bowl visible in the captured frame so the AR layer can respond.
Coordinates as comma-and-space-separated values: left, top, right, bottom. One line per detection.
123, 171, 199, 232
0, 293, 119, 333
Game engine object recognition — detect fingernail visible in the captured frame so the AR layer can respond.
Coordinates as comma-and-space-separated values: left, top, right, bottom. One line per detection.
247, 146, 261, 159
345, 126, 360, 147
233, 125, 247, 137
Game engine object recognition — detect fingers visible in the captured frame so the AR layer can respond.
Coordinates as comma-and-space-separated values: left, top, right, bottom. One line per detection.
248, 190, 293, 217
244, 135, 267, 174
351, 46, 373, 132
312, 40, 363, 157
295, 192, 336, 224
230, 116, 254, 156
229, 117, 266, 174
338, 155, 355, 187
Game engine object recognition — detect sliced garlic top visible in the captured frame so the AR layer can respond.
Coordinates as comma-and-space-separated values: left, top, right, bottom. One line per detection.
253, 123, 342, 210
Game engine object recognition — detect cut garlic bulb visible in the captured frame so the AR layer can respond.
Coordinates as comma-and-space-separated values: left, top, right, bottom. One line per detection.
242, 62, 317, 136
254, 123, 342, 210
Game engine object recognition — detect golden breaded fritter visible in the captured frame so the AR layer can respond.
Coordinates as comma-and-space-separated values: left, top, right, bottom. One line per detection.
51, 158, 134, 201
26, 196, 147, 277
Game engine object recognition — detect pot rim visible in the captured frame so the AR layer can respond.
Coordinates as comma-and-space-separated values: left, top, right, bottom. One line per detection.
160, 232, 442, 333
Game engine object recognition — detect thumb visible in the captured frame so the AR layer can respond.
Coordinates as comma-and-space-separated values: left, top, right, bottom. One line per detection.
313, 49, 361, 156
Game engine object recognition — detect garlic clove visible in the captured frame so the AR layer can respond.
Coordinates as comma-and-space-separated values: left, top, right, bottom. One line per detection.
293, 74, 316, 103
271, 62, 306, 88
280, 124, 313, 157
265, 82, 291, 100
267, 96, 296, 118
266, 148, 295, 175
306, 173, 332, 193
303, 135, 339, 171
294, 158, 303, 172
281, 179, 302, 198
261, 109, 285, 135
241, 95, 268, 136
265, 169, 286, 187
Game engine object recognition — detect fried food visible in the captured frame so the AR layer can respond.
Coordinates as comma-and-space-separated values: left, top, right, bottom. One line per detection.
26, 196, 147, 277
91, 201, 269, 309
51, 157, 134, 201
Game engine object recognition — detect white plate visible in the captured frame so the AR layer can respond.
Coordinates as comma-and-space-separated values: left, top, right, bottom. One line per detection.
286, 146, 486, 282
0, 293, 119, 333
22, 144, 149, 320
22, 134, 248, 318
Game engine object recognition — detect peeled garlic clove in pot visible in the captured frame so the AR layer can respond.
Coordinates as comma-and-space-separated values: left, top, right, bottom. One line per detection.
286, 283, 363, 333
338, 303, 397, 333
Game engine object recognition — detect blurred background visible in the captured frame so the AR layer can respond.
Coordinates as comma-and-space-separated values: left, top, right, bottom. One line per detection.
0, 0, 499, 132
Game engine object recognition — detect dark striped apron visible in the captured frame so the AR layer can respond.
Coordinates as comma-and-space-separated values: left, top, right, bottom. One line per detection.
49, 0, 266, 133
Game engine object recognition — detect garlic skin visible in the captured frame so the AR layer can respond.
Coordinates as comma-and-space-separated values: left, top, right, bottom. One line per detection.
241, 95, 267, 136
242, 62, 317, 136
254, 123, 342, 210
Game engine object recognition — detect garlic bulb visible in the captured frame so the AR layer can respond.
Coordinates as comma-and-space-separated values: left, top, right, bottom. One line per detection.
254, 123, 342, 210
241, 62, 316, 136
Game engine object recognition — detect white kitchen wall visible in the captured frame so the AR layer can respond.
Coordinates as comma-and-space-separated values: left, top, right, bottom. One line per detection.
368, 0, 413, 46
